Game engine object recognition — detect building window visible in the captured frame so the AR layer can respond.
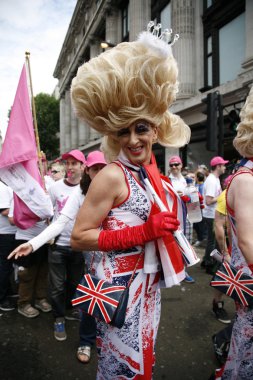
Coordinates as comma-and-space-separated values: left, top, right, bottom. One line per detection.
219, 13, 245, 84
207, 36, 213, 87
160, 3, 171, 29
152, 1, 171, 28
203, 0, 245, 88
122, 2, 129, 41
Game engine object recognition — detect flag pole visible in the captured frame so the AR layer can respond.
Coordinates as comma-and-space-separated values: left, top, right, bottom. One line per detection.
25, 51, 45, 189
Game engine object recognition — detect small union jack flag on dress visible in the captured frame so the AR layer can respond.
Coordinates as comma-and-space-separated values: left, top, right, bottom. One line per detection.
210, 261, 253, 307
72, 274, 126, 323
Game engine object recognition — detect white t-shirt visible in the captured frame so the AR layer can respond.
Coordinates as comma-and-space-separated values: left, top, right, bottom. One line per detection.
0, 181, 17, 234
202, 173, 222, 219
30, 185, 84, 251
8, 200, 47, 240
48, 179, 80, 246
169, 173, 187, 195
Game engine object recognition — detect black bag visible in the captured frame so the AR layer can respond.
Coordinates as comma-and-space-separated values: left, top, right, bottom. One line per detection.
72, 252, 143, 329
212, 322, 233, 364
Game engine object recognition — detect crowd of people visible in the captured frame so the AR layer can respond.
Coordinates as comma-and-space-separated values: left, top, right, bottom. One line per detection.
0, 21, 253, 380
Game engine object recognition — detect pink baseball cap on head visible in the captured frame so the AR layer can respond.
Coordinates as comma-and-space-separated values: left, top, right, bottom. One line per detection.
86, 151, 107, 168
169, 155, 182, 165
210, 156, 229, 167
61, 149, 86, 164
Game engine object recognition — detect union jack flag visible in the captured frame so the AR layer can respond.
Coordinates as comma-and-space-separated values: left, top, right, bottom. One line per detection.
72, 274, 126, 323
211, 261, 253, 307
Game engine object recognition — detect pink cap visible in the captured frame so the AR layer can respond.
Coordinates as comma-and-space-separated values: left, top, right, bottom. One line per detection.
169, 155, 182, 165
210, 156, 229, 167
61, 149, 86, 164
86, 151, 107, 168
224, 175, 233, 187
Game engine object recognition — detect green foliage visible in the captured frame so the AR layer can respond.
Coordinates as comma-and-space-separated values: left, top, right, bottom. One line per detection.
34, 93, 60, 160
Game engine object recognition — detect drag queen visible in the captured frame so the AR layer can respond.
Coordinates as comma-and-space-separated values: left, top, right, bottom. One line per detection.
71, 23, 190, 379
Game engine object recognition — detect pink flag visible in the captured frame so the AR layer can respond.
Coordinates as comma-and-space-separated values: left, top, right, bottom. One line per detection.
0, 64, 53, 229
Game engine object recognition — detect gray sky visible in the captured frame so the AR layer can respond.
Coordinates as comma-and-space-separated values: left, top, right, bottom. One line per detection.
0, 0, 77, 139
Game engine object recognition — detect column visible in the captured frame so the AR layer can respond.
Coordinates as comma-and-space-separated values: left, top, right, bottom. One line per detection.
90, 42, 101, 59
242, 0, 253, 71
70, 107, 78, 149
105, 8, 119, 45
78, 119, 90, 146
129, 0, 151, 41
59, 97, 66, 154
172, 0, 196, 98
64, 90, 71, 152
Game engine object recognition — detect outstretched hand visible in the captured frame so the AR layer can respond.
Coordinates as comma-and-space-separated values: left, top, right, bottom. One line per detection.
7, 243, 33, 260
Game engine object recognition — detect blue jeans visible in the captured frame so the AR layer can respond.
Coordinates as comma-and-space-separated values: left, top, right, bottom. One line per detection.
79, 312, 96, 347
48, 245, 84, 318
0, 234, 16, 302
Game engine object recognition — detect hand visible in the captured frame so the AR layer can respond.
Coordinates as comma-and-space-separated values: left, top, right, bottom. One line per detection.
180, 195, 191, 203
144, 211, 180, 241
8, 243, 33, 260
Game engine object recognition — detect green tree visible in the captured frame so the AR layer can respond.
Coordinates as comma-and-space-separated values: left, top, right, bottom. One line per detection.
35, 93, 60, 160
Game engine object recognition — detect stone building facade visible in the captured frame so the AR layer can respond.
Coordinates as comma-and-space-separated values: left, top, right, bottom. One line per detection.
54, 0, 253, 174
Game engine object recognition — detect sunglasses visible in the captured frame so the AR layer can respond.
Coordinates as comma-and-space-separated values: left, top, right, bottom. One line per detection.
169, 163, 180, 168
51, 170, 60, 174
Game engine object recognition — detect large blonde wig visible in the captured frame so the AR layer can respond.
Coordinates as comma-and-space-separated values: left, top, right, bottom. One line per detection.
233, 86, 253, 158
71, 32, 190, 161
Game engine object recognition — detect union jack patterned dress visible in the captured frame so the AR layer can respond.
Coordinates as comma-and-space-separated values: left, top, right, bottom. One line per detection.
95, 163, 161, 380
221, 170, 253, 380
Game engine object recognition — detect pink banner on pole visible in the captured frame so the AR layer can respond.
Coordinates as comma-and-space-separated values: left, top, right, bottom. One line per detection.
0, 64, 52, 229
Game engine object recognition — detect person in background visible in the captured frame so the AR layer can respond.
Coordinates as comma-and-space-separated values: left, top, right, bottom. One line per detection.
50, 162, 66, 182
0, 180, 17, 311
201, 156, 228, 274
212, 175, 233, 324
193, 171, 207, 247
216, 86, 253, 379
8, 204, 51, 318
48, 149, 85, 338
198, 164, 209, 178
169, 156, 195, 284
8, 150, 107, 362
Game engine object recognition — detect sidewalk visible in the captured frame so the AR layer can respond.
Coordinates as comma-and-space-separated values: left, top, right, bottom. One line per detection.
0, 247, 235, 380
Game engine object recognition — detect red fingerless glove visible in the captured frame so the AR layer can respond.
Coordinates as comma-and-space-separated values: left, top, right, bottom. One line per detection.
98, 211, 180, 252
198, 192, 205, 209
180, 195, 191, 203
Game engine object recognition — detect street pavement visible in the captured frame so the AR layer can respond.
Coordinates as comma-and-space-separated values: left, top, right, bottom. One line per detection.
0, 247, 235, 380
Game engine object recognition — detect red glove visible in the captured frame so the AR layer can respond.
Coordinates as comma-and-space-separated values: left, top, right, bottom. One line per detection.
198, 193, 205, 209
98, 211, 179, 252
180, 195, 190, 203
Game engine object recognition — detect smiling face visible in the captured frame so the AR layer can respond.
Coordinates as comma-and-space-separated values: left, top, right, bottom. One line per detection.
115, 121, 157, 165
169, 162, 182, 177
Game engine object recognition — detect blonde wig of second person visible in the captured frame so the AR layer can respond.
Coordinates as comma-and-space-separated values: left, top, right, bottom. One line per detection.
71, 30, 191, 162
233, 86, 253, 158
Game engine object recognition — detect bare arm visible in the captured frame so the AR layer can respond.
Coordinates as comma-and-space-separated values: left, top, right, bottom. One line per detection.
71, 164, 126, 251
205, 195, 218, 206
0, 208, 9, 216
227, 173, 253, 263
8, 214, 71, 260
214, 210, 227, 253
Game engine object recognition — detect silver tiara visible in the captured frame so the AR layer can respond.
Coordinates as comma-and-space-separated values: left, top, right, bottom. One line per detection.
147, 21, 179, 46
138, 21, 179, 58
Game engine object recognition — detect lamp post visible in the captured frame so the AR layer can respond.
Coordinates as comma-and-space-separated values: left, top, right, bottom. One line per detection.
100, 41, 116, 50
